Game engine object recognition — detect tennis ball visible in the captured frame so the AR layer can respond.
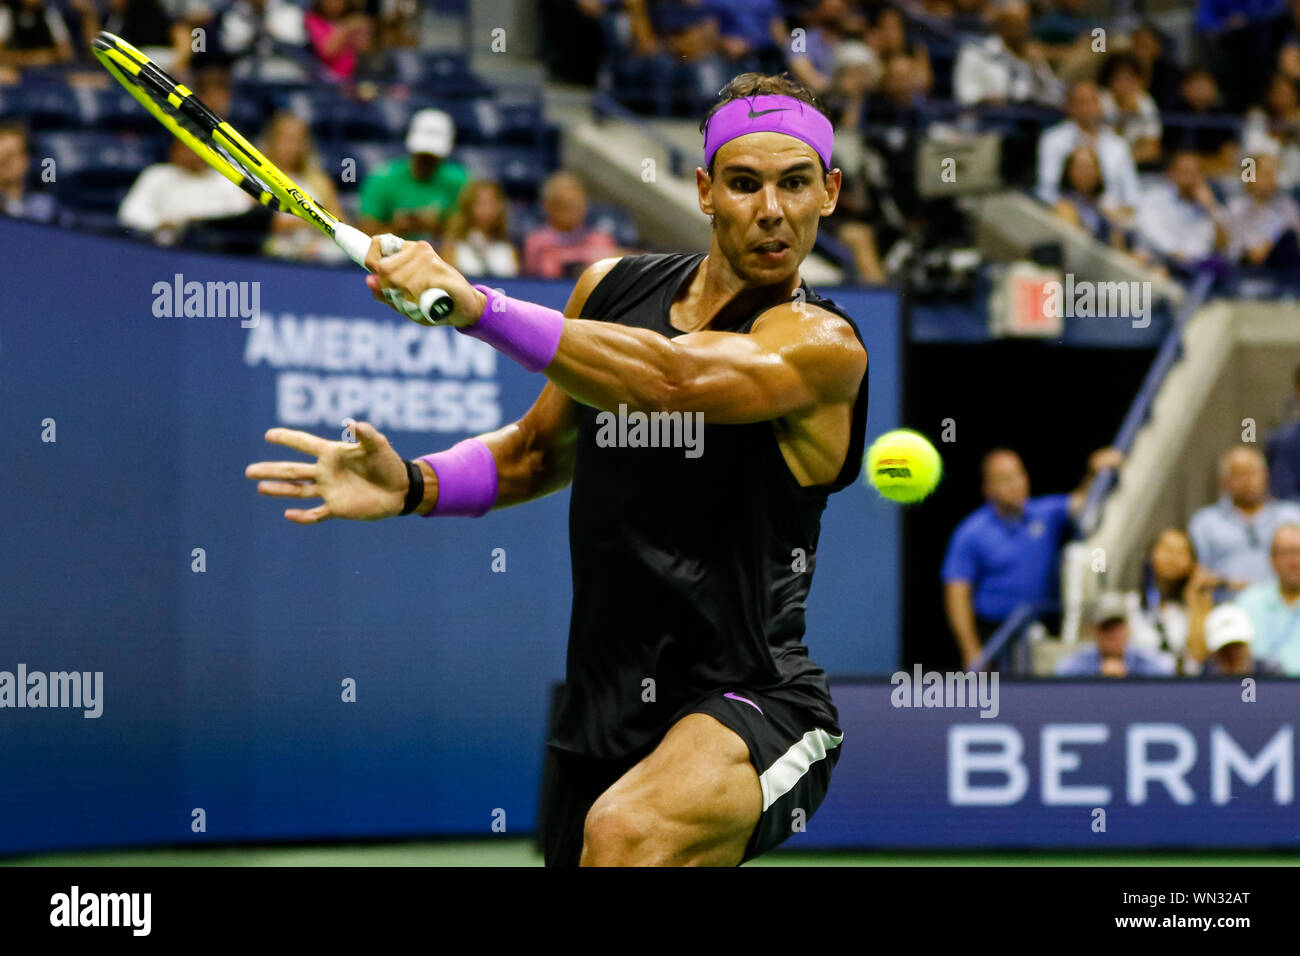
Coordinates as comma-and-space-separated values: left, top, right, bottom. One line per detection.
864, 429, 943, 503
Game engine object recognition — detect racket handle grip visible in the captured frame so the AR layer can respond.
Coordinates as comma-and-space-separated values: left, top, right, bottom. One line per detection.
374, 233, 454, 325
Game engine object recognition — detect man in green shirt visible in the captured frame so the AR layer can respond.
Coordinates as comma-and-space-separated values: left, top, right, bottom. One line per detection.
359, 108, 470, 242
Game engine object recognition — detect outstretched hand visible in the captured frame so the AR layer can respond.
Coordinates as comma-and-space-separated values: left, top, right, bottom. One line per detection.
245, 421, 409, 524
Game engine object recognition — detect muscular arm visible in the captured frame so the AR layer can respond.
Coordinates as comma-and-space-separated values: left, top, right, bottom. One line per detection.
410, 259, 621, 514
543, 302, 866, 425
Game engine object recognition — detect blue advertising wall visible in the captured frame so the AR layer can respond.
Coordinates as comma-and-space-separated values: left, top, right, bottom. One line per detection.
808, 679, 1300, 849
0, 220, 901, 855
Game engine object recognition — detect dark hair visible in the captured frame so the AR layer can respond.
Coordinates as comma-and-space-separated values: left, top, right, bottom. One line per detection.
698, 72, 834, 175
1140, 527, 1197, 606
1099, 51, 1142, 88
1059, 145, 1104, 199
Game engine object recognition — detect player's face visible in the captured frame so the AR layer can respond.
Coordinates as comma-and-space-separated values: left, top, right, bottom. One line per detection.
702, 134, 840, 286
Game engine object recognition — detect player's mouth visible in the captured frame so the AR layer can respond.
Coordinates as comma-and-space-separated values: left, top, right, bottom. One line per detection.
752, 239, 790, 261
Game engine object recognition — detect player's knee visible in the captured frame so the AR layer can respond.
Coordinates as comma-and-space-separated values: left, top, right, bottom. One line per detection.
580, 800, 657, 866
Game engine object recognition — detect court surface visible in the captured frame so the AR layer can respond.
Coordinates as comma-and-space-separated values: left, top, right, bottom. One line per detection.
4, 841, 1294, 867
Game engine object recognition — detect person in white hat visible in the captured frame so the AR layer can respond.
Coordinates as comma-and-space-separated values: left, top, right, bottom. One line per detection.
358, 108, 469, 242
1201, 604, 1283, 676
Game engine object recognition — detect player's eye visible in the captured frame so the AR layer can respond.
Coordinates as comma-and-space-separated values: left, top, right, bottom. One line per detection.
783, 177, 808, 189
731, 177, 757, 191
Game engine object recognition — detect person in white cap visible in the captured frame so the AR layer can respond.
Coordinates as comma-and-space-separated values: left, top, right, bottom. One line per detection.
359, 108, 469, 242
1201, 604, 1283, 676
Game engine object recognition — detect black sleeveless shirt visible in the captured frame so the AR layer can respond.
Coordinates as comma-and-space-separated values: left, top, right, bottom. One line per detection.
550, 252, 871, 759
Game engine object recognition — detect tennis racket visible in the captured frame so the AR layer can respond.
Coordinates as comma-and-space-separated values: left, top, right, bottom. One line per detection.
90, 30, 452, 324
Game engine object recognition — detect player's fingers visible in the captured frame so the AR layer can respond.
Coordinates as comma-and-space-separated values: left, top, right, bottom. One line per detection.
256, 480, 319, 499
352, 420, 388, 453
264, 427, 329, 457
245, 461, 315, 481
284, 504, 332, 525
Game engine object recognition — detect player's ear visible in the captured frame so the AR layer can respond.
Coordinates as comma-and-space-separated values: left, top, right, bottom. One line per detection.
820, 168, 842, 216
696, 166, 714, 217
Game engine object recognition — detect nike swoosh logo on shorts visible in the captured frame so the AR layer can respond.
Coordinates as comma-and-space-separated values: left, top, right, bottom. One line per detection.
724, 692, 764, 715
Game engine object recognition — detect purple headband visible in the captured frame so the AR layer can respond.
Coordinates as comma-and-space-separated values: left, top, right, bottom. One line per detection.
703, 94, 834, 170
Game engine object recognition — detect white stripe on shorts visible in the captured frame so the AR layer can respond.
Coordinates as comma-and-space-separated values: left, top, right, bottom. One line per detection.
758, 728, 844, 812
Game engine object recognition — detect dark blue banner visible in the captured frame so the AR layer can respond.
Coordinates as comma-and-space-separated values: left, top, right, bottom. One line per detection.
805, 678, 1300, 849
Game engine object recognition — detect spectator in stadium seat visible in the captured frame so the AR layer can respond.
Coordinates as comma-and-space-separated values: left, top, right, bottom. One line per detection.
358, 109, 469, 244
1124, 527, 1216, 675
0, 0, 74, 70
1099, 51, 1162, 169
219, 0, 309, 80
1133, 149, 1230, 271
1130, 22, 1182, 110
539, 0, 609, 85
942, 445, 1124, 668
787, 0, 867, 95
1189, 446, 1300, 589
952, 0, 1060, 107
1030, 0, 1091, 72
1036, 80, 1141, 216
822, 38, 880, 132
1227, 153, 1300, 267
522, 171, 618, 280
192, 66, 233, 117
1054, 591, 1176, 677
0, 121, 61, 224
1274, 0, 1300, 84
1241, 72, 1300, 190
864, 6, 931, 96
304, 0, 372, 81
118, 136, 255, 242
1160, 68, 1240, 179
709, 0, 786, 73
1233, 522, 1300, 673
78, 0, 189, 72
1200, 602, 1284, 676
260, 112, 345, 262
1051, 145, 1125, 249
442, 180, 519, 279
1266, 365, 1300, 500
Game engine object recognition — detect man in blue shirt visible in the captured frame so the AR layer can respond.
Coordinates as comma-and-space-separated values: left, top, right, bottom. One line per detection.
943, 445, 1123, 667
1055, 592, 1176, 677
1188, 445, 1300, 588
1234, 522, 1300, 674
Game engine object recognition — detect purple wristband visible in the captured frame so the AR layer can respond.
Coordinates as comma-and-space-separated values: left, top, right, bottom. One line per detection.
418, 439, 498, 517
461, 285, 564, 373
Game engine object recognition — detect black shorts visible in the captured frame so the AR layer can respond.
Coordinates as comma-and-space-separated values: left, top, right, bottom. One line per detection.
538, 687, 843, 866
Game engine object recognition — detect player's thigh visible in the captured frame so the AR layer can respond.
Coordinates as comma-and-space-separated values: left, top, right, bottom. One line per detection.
583, 713, 761, 866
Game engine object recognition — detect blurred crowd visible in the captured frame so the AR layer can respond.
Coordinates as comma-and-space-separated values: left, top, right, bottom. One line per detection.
0, 0, 636, 277
4, 0, 1299, 283
942, 366, 1300, 678
545, 0, 1300, 282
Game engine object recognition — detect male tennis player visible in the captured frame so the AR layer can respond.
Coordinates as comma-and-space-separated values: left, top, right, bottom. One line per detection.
246, 73, 869, 866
